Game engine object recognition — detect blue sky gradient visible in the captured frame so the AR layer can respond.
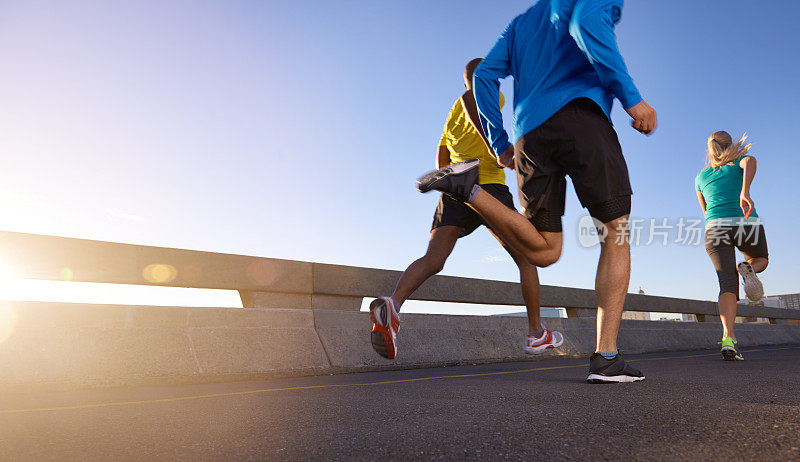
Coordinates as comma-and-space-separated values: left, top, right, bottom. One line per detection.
1, 0, 798, 301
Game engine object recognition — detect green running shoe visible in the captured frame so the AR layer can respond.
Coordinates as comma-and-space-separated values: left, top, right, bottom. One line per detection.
719, 337, 744, 361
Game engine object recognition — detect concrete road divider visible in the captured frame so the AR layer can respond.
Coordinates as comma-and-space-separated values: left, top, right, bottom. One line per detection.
1, 301, 798, 391
0, 302, 330, 391
313, 310, 800, 371
0, 232, 798, 390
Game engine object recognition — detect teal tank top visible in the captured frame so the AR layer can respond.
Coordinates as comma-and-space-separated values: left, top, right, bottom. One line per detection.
695, 156, 758, 225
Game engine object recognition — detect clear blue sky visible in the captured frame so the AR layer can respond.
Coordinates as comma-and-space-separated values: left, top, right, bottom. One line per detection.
1, 0, 798, 302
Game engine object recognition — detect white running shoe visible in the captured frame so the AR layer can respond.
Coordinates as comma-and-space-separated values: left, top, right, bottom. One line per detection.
524, 329, 564, 355
737, 261, 764, 301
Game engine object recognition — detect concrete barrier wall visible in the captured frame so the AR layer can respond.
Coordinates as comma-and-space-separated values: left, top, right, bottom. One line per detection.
3, 231, 799, 322
314, 310, 800, 370
0, 231, 312, 292
0, 302, 330, 390
2, 301, 798, 391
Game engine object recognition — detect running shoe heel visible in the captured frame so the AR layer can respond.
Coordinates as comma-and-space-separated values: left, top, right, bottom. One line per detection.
416, 159, 480, 201
719, 337, 744, 361
737, 261, 764, 301
524, 329, 564, 355
369, 298, 387, 326
368, 297, 400, 360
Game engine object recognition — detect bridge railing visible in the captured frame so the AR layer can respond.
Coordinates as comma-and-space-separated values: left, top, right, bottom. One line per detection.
1, 231, 798, 324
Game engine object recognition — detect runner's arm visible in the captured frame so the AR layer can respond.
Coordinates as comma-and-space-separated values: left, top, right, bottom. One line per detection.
460, 90, 493, 153
462, 90, 514, 169
437, 115, 452, 169
436, 145, 450, 169
568, 0, 641, 110
473, 20, 514, 158
739, 156, 757, 218
696, 190, 707, 216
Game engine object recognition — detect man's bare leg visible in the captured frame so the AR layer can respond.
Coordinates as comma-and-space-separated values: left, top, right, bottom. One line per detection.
497, 240, 541, 332
369, 225, 461, 360
491, 232, 565, 352
594, 215, 631, 353
518, 257, 541, 333
468, 188, 562, 267
391, 225, 461, 306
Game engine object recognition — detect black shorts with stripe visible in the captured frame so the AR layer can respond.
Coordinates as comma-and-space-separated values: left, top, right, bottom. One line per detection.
515, 98, 633, 230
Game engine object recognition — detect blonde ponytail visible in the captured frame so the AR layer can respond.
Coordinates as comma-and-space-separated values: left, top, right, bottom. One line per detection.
706, 131, 752, 168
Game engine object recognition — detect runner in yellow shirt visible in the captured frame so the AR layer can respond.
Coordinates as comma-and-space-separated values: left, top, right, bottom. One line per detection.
438, 91, 506, 186
368, 59, 563, 360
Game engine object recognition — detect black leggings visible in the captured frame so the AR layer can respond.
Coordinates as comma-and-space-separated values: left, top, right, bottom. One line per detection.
705, 225, 769, 299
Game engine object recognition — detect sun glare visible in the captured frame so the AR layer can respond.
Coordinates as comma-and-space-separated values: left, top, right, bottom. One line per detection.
0, 278, 243, 308
0, 261, 14, 281
0, 303, 19, 344
0, 257, 240, 308
0, 261, 17, 297
143, 263, 178, 284
60, 267, 74, 281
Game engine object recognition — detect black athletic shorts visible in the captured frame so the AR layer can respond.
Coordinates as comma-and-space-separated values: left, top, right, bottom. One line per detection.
515, 98, 633, 230
705, 224, 769, 299
431, 183, 516, 238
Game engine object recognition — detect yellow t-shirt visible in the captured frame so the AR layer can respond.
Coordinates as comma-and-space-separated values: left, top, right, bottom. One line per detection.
438, 92, 506, 185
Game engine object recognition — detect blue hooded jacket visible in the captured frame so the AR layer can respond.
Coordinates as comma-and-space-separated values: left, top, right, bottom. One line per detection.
474, 0, 642, 156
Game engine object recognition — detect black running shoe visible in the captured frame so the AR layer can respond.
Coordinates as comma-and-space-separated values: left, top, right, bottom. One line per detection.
416, 159, 480, 202
586, 352, 645, 383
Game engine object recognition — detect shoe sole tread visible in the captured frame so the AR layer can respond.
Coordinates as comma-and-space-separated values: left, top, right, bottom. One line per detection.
586, 373, 646, 383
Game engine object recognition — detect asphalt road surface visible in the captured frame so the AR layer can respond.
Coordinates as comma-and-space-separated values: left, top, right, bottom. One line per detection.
2, 346, 799, 461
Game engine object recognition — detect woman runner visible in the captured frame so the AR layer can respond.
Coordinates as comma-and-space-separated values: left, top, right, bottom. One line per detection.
695, 131, 768, 361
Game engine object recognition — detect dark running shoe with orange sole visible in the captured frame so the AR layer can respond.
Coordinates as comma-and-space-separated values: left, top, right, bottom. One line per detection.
416, 158, 480, 202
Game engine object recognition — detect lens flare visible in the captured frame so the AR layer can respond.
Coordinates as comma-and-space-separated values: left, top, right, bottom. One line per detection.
61, 267, 74, 281
245, 261, 278, 287
143, 264, 178, 284
0, 262, 15, 298
0, 303, 18, 344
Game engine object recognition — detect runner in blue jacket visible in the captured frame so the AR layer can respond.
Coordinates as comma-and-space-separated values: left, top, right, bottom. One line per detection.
418, 0, 657, 383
